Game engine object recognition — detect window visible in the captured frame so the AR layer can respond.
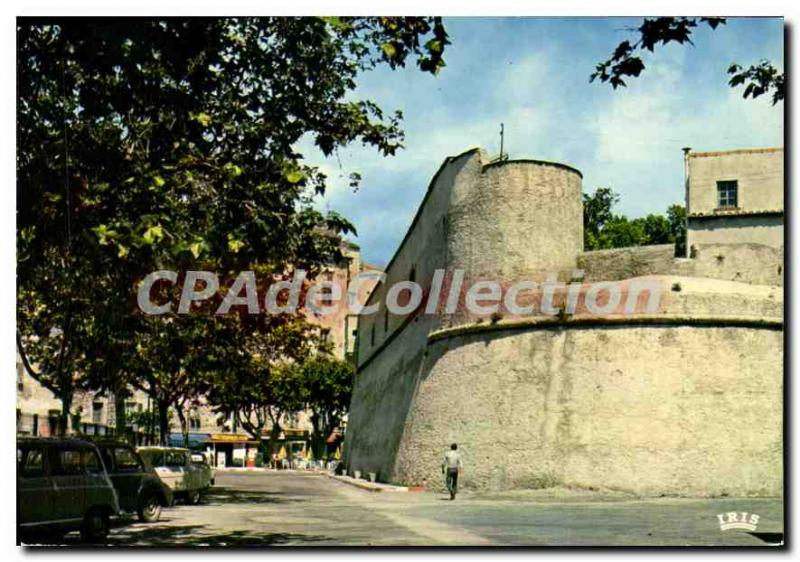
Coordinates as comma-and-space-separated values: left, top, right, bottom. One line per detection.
100, 448, 114, 472
409, 267, 416, 283
84, 450, 104, 474
92, 402, 104, 424
717, 180, 738, 208
17, 362, 23, 392
167, 451, 186, 467
114, 447, 143, 472
147, 451, 165, 467
319, 285, 335, 305
48, 410, 59, 436
320, 327, 331, 343
384, 310, 389, 333
18, 448, 45, 478
371, 325, 375, 347
52, 448, 85, 476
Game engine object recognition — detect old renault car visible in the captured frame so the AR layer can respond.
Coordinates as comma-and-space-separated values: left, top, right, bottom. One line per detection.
17, 437, 120, 543
137, 446, 212, 504
95, 441, 173, 522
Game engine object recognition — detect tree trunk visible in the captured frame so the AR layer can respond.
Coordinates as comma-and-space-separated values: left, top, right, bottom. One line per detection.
176, 406, 189, 448
310, 410, 336, 461
157, 398, 170, 445
268, 422, 282, 464
58, 389, 72, 437
147, 409, 156, 445
309, 412, 323, 460
114, 380, 128, 442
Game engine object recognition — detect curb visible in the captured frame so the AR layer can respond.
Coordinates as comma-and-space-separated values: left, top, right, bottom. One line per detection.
326, 473, 416, 493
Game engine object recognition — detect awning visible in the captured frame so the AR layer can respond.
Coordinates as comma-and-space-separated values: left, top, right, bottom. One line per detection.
208, 433, 259, 445
167, 432, 210, 447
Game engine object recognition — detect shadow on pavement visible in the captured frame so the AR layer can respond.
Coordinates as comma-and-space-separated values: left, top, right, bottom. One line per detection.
109, 524, 331, 546
202, 487, 303, 505
34, 525, 332, 547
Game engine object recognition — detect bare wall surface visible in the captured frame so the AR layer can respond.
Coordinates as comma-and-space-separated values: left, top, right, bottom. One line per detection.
688, 214, 783, 250
579, 243, 783, 286
393, 322, 782, 497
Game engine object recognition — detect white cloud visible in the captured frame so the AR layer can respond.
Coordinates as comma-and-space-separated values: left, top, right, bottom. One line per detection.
294, 19, 783, 264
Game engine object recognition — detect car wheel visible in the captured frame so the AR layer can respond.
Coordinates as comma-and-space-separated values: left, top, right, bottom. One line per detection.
80, 508, 110, 543
186, 489, 201, 505
137, 492, 162, 523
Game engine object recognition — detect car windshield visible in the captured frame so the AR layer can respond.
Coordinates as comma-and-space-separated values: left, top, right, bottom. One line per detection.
140, 450, 164, 467
166, 451, 185, 466
17, 447, 45, 478
115, 447, 143, 472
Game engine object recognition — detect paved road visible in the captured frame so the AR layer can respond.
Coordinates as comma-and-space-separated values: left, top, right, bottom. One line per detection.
56, 471, 784, 546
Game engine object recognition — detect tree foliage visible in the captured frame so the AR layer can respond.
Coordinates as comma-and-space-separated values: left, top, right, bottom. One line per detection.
17, 17, 450, 437
301, 355, 355, 460
591, 17, 783, 104
583, 187, 685, 254
728, 60, 785, 105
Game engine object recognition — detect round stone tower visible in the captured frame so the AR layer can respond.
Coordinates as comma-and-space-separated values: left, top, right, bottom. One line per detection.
446, 157, 583, 285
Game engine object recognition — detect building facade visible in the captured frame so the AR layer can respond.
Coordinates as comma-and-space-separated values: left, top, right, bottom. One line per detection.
16, 353, 150, 439
685, 147, 784, 252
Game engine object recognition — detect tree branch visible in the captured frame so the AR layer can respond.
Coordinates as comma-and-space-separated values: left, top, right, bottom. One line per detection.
16, 331, 40, 379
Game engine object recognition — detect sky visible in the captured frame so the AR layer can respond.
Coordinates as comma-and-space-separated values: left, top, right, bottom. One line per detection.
302, 17, 784, 267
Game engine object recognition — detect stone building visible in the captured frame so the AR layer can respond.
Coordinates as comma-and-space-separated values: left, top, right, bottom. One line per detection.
344, 147, 783, 496
685, 147, 783, 252
16, 353, 150, 439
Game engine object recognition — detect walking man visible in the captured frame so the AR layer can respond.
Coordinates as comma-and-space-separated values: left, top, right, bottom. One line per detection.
442, 443, 462, 500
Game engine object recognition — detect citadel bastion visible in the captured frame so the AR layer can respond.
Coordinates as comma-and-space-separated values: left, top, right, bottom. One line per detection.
343, 148, 783, 497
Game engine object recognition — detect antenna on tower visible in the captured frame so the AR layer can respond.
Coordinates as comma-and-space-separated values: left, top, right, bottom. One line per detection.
499, 123, 506, 161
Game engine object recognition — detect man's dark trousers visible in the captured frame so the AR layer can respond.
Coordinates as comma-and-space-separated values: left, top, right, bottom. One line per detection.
446, 468, 459, 499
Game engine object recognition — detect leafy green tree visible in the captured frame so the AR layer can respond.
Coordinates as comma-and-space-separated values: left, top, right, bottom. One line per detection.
17, 17, 450, 434
203, 317, 315, 453
301, 355, 354, 461
599, 216, 648, 249
591, 17, 783, 105
583, 187, 685, 252
667, 204, 687, 256
633, 214, 673, 245
582, 187, 618, 250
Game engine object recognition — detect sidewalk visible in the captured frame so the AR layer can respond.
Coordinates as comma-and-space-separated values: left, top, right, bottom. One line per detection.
326, 473, 413, 493
213, 466, 416, 493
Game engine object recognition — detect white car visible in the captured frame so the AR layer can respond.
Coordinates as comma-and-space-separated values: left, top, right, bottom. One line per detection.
137, 447, 212, 504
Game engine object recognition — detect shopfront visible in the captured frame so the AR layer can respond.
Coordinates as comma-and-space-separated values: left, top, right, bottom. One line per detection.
206, 433, 260, 467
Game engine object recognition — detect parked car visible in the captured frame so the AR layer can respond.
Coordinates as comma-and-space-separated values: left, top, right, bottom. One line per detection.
94, 441, 173, 522
137, 446, 212, 504
17, 437, 120, 543
191, 452, 216, 486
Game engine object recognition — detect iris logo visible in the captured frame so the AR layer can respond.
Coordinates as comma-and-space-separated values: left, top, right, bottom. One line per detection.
717, 512, 760, 532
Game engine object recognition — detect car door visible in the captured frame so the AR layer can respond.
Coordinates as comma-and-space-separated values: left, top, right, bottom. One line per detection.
48, 446, 86, 523
83, 446, 116, 515
171, 451, 189, 491
183, 453, 201, 490
17, 445, 54, 526
108, 446, 144, 512
154, 451, 181, 491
